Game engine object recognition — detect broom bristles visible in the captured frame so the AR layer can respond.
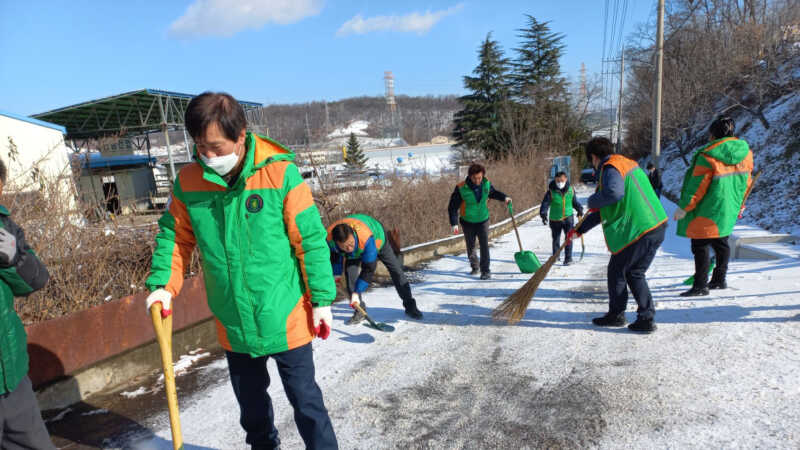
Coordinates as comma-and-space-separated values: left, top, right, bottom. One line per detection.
492, 214, 588, 324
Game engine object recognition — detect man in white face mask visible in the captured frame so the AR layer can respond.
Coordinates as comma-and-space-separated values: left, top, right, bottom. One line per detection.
145, 92, 338, 449
539, 171, 584, 265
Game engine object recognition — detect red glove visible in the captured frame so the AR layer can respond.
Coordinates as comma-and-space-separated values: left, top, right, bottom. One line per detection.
738, 205, 746, 219
587, 208, 599, 215
312, 305, 332, 340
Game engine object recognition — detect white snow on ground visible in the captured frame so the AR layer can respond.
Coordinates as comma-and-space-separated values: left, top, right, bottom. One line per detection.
120, 387, 148, 399
126, 187, 800, 449
156, 350, 212, 383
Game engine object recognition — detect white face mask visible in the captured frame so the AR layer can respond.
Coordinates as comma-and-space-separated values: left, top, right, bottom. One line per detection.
200, 151, 239, 176
556, 181, 566, 189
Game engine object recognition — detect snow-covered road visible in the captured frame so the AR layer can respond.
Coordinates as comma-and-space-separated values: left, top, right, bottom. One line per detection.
109, 190, 800, 449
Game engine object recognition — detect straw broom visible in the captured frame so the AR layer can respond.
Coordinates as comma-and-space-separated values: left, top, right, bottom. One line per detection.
493, 213, 589, 324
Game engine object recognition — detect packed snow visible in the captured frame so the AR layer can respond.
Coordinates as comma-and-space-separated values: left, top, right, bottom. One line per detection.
108, 187, 800, 449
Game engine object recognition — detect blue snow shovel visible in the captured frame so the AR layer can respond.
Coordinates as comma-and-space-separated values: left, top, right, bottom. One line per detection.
508, 202, 541, 273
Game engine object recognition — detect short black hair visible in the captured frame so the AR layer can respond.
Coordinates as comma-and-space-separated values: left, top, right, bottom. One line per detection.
185, 92, 247, 142
468, 163, 486, 176
555, 171, 567, 178
332, 224, 354, 243
646, 162, 655, 169
0, 158, 6, 185
585, 136, 614, 161
709, 115, 735, 140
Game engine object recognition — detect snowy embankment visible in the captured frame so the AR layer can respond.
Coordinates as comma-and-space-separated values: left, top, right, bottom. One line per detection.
660, 56, 800, 236
126, 188, 799, 449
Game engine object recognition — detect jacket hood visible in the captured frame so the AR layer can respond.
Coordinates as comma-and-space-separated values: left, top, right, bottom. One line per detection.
702, 137, 750, 165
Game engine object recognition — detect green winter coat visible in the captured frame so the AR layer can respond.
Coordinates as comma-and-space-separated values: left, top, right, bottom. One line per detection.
0, 206, 50, 395
146, 133, 336, 357
677, 137, 753, 239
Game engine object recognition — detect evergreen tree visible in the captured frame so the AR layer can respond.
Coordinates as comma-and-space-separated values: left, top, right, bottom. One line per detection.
344, 132, 368, 170
511, 15, 567, 104
452, 33, 512, 160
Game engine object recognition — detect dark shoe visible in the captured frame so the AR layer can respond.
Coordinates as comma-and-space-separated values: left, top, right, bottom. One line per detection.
563, 259, 573, 266
480, 272, 491, 280
346, 303, 366, 325
592, 313, 626, 327
628, 318, 657, 333
708, 280, 727, 290
470, 267, 480, 275
403, 299, 423, 320
680, 286, 709, 297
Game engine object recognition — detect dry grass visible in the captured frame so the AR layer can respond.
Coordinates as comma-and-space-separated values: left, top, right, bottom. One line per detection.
11, 151, 552, 325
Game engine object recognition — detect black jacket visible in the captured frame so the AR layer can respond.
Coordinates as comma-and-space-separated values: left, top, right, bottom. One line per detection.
448, 177, 507, 226
648, 168, 662, 192
540, 180, 584, 221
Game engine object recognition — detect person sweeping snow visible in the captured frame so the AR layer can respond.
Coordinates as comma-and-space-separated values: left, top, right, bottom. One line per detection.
569, 137, 667, 333
328, 214, 423, 324
674, 115, 753, 297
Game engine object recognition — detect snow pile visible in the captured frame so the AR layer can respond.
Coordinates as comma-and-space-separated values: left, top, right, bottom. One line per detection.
660, 55, 800, 236
327, 120, 369, 139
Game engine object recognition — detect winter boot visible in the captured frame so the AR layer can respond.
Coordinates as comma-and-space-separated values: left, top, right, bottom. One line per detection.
480, 271, 491, 280
628, 317, 657, 333
680, 286, 709, 297
469, 255, 480, 275
708, 268, 727, 290
563, 258, 574, 266
403, 298, 423, 320
591, 313, 626, 327
346, 298, 366, 325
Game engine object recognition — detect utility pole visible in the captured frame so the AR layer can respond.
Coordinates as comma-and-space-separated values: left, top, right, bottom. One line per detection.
652, 0, 665, 167
304, 111, 311, 153
616, 48, 625, 153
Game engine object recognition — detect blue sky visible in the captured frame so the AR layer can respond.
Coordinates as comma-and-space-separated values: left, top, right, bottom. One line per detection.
0, 1, 653, 115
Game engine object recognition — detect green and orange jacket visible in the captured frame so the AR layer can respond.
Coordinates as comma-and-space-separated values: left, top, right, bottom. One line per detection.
146, 133, 336, 357
0, 207, 50, 395
677, 137, 753, 239
326, 214, 385, 293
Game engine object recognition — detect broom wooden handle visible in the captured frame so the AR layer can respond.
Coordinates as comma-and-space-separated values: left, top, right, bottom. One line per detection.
740, 169, 762, 211
353, 303, 382, 330
150, 304, 184, 450
508, 207, 525, 253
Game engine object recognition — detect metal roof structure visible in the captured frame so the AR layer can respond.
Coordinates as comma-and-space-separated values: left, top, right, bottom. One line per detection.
76, 153, 156, 170
0, 110, 67, 133
32, 89, 262, 139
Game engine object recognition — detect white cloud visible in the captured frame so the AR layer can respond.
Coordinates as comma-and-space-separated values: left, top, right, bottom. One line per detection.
169, 0, 324, 38
336, 4, 464, 37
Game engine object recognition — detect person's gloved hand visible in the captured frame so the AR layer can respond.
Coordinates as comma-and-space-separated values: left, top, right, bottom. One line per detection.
312, 304, 332, 339
587, 208, 599, 215
541, 215, 548, 225
146, 288, 172, 318
451, 225, 459, 234
0, 228, 17, 266
566, 229, 580, 245
505, 197, 512, 204
349, 292, 360, 309
738, 205, 746, 219
673, 208, 687, 221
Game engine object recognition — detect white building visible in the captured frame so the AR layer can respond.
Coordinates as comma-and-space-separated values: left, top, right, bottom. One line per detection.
0, 110, 74, 206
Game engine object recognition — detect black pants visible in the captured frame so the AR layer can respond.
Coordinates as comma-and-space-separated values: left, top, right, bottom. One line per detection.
344, 243, 413, 302
0, 375, 55, 449
460, 219, 490, 274
549, 216, 574, 261
226, 344, 338, 450
607, 224, 666, 321
691, 237, 730, 288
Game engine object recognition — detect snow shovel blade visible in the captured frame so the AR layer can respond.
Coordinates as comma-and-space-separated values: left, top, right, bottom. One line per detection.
354, 304, 395, 332
682, 257, 716, 285
363, 320, 395, 332
514, 250, 541, 273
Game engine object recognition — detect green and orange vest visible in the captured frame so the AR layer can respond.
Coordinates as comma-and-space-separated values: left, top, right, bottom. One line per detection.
457, 179, 491, 223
